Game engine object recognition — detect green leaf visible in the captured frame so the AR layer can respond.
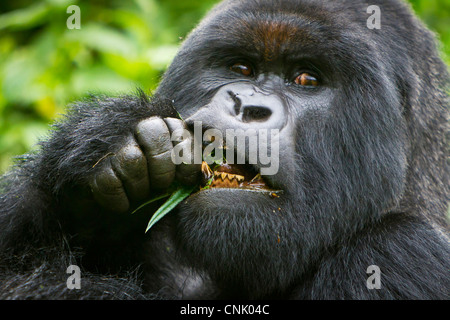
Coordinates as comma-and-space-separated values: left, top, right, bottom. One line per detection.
200, 176, 214, 190
145, 185, 195, 233
131, 192, 171, 214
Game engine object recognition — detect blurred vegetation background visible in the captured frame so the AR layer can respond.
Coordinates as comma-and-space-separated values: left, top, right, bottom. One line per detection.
0, 0, 449, 173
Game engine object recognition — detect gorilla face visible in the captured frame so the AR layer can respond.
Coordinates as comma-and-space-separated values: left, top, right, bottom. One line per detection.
156, 0, 408, 293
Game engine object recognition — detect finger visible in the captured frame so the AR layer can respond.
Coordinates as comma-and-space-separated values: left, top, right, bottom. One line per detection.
164, 118, 201, 186
174, 139, 201, 185
111, 139, 150, 202
146, 151, 176, 189
90, 165, 129, 213
163, 118, 186, 146
135, 117, 176, 189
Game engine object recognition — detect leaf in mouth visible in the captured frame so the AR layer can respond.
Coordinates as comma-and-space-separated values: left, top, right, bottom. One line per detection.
134, 146, 279, 232
134, 151, 224, 233
133, 184, 195, 233
145, 184, 195, 233
134, 115, 226, 232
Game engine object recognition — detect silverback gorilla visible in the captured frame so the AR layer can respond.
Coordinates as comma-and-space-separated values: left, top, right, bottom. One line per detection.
0, 0, 449, 299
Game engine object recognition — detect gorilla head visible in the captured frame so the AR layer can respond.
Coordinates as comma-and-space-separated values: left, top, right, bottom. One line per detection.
149, 0, 448, 297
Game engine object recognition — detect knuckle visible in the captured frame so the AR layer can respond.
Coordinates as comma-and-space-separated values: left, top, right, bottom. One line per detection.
135, 117, 173, 156
90, 166, 130, 213
93, 167, 124, 195
148, 151, 176, 174
116, 143, 146, 169
164, 117, 185, 132
136, 117, 167, 139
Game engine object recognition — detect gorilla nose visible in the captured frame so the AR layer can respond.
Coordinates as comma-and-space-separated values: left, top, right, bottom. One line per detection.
241, 105, 272, 122
226, 85, 284, 125
228, 90, 274, 123
186, 83, 287, 131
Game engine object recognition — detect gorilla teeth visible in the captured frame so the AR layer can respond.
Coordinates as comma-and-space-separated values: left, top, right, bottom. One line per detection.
201, 161, 214, 180
208, 171, 242, 188
214, 171, 245, 182
201, 161, 269, 189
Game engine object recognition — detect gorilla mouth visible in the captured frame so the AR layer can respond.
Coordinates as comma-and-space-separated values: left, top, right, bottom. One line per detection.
201, 161, 276, 191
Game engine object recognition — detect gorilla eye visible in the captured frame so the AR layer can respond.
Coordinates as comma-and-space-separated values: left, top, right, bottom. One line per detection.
294, 73, 319, 87
230, 63, 253, 77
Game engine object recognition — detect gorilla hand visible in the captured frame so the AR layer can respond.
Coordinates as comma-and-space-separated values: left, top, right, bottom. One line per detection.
89, 117, 199, 213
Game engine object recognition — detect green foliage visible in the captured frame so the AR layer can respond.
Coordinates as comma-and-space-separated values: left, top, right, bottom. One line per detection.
135, 184, 196, 233
0, 0, 217, 172
0, 0, 448, 173
408, 0, 450, 65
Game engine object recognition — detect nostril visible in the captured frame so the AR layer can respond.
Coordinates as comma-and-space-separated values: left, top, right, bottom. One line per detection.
228, 91, 242, 115
242, 106, 272, 122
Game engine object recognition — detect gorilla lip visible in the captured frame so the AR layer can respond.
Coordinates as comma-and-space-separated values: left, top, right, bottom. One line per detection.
201, 161, 274, 191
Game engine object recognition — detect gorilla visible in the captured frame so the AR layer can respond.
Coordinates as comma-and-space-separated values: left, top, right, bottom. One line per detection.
0, 0, 449, 300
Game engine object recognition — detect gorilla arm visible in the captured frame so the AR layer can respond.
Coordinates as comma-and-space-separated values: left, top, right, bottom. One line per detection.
0, 93, 198, 299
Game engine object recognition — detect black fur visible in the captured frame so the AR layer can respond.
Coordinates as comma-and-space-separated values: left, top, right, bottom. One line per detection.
0, 0, 449, 299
